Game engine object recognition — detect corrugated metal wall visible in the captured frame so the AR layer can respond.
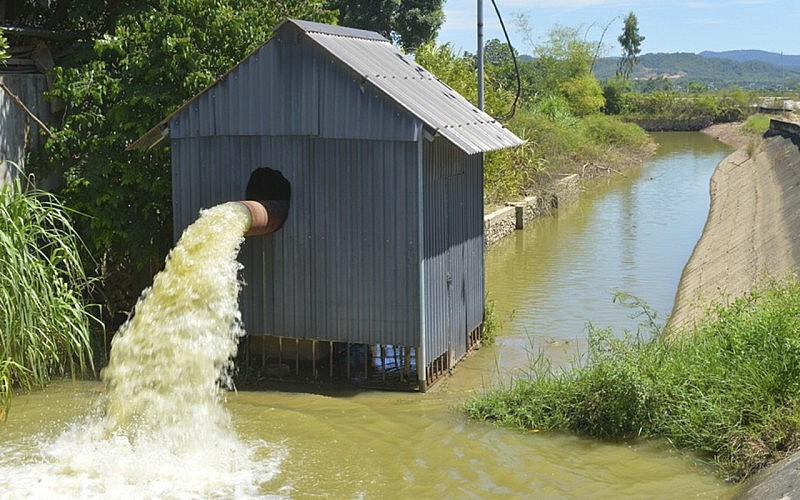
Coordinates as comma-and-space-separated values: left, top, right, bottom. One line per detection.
169, 21, 485, 378
422, 138, 484, 369
169, 24, 420, 144
172, 138, 422, 348
0, 74, 53, 187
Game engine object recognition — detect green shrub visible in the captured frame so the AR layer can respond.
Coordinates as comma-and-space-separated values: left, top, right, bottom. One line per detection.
581, 114, 651, 147
0, 174, 100, 419
464, 277, 800, 481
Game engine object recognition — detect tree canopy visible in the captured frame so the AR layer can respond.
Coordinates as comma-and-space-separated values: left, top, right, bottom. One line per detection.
325, 0, 444, 52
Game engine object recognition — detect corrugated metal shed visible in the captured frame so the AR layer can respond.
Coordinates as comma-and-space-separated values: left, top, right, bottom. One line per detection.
292, 19, 521, 155
131, 19, 521, 154
132, 19, 522, 391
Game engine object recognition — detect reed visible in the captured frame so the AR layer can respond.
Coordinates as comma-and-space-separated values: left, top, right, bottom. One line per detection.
0, 173, 100, 419
464, 277, 800, 481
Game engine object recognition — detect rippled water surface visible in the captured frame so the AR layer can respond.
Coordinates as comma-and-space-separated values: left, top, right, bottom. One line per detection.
485, 132, 734, 373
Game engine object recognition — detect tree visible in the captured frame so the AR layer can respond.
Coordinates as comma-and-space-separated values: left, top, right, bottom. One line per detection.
415, 42, 514, 119
45, 0, 335, 326
617, 12, 645, 81
532, 25, 605, 115
484, 38, 515, 67
326, 0, 443, 52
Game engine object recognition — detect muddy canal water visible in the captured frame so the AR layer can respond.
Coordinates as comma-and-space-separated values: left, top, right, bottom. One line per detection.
1, 133, 737, 498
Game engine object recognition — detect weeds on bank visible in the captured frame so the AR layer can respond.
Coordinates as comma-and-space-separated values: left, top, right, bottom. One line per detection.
481, 295, 501, 346
464, 277, 800, 481
742, 113, 771, 135
484, 109, 653, 205
0, 174, 100, 419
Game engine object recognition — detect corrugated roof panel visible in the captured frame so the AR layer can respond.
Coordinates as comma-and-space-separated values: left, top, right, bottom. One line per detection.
287, 19, 387, 42
299, 24, 523, 154
132, 19, 522, 153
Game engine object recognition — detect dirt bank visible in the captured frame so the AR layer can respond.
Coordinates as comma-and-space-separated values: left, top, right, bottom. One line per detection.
701, 121, 752, 149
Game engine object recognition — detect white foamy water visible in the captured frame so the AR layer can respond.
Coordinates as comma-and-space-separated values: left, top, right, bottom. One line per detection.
0, 203, 286, 498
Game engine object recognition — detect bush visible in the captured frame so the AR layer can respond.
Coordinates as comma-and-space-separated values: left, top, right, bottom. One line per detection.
464, 277, 800, 481
581, 114, 651, 147
0, 174, 100, 419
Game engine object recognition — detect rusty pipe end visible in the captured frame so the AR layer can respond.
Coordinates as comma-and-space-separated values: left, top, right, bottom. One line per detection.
238, 200, 289, 237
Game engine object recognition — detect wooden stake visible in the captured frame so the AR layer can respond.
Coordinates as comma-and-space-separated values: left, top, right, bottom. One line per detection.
0, 81, 54, 137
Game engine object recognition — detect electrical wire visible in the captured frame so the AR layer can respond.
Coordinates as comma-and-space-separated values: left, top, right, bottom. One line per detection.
489, 0, 521, 120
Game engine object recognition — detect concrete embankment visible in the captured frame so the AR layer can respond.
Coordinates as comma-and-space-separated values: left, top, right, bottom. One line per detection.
669, 120, 800, 332
483, 174, 581, 246
668, 120, 800, 498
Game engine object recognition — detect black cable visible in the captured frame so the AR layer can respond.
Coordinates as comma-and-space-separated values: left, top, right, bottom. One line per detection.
490, 0, 521, 120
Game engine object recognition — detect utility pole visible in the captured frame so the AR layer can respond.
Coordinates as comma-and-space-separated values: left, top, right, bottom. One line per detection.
477, 0, 484, 110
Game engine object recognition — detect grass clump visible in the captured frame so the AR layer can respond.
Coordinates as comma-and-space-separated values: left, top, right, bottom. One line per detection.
742, 113, 771, 135
0, 175, 100, 420
464, 279, 800, 481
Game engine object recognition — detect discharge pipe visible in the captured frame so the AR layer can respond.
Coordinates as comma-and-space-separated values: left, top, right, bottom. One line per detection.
238, 166, 291, 237
238, 199, 289, 237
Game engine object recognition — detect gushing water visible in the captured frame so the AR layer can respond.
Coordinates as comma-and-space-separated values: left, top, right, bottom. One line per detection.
0, 203, 285, 498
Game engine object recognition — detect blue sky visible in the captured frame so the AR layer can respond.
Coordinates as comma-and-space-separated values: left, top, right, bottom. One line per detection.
438, 0, 799, 56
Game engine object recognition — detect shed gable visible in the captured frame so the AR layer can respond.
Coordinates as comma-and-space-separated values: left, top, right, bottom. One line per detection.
132, 19, 522, 155
169, 22, 421, 143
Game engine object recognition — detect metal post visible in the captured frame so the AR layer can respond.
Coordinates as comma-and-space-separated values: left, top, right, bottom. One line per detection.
477, 0, 484, 111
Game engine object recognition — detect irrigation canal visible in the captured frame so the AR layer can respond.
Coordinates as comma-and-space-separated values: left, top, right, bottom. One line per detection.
0, 132, 738, 498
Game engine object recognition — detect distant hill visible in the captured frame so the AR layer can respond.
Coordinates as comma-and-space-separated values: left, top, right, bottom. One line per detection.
592, 51, 800, 89
700, 50, 800, 69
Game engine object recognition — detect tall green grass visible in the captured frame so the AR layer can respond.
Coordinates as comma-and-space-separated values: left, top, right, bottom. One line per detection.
742, 113, 771, 135
464, 278, 800, 481
483, 109, 654, 205
0, 174, 100, 419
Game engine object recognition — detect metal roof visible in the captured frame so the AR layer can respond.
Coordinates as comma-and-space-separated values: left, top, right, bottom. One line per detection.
291, 19, 522, 154
131, 19, 523, 154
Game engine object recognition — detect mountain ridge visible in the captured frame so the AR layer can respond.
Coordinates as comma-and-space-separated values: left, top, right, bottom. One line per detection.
592, 50, 800, 89
699, 50, 800, 69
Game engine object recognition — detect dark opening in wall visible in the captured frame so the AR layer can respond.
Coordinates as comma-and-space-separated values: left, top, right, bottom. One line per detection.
246, 167, 291, 201
244, 167, 291, 234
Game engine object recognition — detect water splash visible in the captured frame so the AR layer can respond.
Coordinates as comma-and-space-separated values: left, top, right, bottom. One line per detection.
0, 202, 285, 498
102, 202, 248, 441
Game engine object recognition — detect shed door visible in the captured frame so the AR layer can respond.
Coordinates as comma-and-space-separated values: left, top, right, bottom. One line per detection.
445, 172, 468, 362
423, 140, 473, 370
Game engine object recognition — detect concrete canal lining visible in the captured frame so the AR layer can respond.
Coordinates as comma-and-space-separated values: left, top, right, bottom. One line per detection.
669, 120, 800, 332
668, 119, 800, 498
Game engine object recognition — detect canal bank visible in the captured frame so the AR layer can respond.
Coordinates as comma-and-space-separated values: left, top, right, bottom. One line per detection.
669, 119, 800, 331
483, 174, 581, 246
669, 119, 800, 498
